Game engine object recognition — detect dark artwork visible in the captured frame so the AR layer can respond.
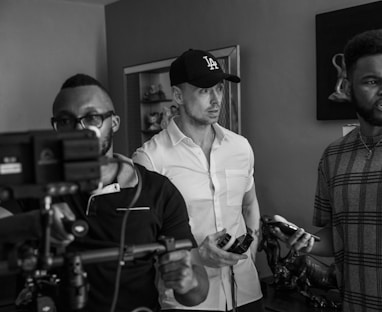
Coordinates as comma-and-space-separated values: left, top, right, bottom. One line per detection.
316, 1, 382, 120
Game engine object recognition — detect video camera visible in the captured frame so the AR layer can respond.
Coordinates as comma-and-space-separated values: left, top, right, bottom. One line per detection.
0, 129, 101, 201
0, 129, 193, 312
0, 129, 102, 311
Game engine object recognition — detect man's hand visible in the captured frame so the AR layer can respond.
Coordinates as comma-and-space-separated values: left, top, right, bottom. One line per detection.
270, 215, 314, 253
158, 248, 209, 306
158, 249, 198, 295
0, 203, 76, 245
198, 229, 247, 268
50, 203, 76, 245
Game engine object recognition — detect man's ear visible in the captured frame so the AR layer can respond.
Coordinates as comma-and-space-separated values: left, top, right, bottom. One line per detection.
172, 86, 183, 105
111, 114, 120, 133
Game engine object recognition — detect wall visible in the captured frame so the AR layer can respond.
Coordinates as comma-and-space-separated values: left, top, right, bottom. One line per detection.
0, 0, 107, 132
105, 0, 378, 277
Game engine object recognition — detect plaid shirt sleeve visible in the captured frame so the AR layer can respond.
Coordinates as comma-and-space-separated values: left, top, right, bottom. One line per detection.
313, 155, 332, 227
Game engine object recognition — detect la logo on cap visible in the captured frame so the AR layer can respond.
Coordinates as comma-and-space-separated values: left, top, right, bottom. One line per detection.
203, 56, 219, 71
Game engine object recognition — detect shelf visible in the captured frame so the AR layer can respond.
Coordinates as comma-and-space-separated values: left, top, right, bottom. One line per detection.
141, 99, 172, 104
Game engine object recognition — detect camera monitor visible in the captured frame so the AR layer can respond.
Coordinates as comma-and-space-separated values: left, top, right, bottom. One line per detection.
0, 129, 101, 200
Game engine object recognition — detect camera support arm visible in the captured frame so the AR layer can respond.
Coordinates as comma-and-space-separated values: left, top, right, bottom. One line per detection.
39, 195, 53, 270
0, 238, 193, 276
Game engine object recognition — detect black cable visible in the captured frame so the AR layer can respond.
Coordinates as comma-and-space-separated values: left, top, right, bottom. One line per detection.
108, 158, 142, 312
230, 266, 237, 312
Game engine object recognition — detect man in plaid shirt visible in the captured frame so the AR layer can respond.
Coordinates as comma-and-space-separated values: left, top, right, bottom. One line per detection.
273, 29, 382, 311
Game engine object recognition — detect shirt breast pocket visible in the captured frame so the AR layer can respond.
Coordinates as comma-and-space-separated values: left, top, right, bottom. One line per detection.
225, 169, 248, 206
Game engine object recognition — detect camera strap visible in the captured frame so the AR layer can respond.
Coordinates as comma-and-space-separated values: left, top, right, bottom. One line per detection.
230, 265, 237, 312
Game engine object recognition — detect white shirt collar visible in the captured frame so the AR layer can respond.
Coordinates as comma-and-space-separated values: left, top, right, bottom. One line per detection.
167, 117, 225, 145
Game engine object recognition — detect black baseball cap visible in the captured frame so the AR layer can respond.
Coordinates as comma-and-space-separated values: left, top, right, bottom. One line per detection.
170, 49, 240, 88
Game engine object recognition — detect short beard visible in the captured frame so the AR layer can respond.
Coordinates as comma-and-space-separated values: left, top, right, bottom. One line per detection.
101, 128, 113, 155
183, 103, 219, 127
352, 87, 382, 126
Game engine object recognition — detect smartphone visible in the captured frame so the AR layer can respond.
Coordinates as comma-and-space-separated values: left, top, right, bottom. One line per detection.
268, 221, 320, 242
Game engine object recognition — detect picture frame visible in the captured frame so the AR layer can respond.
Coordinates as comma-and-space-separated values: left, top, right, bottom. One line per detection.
316, 2, 382, 120
123, 45, 241, 155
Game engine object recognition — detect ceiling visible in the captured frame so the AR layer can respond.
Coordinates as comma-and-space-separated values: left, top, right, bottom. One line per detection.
55, 0, 119, 6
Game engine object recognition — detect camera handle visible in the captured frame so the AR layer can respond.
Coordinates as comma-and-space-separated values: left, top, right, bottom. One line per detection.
59, 253, 88, 311
14, 195, 58, 312
40, 195, 54, 270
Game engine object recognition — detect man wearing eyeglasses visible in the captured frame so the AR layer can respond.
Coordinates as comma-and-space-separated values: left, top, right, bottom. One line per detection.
2, 74, 208, 312
51, 77, 116, 157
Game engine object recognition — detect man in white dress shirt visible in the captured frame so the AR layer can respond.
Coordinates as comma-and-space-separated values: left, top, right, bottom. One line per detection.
133, 49, 263, 312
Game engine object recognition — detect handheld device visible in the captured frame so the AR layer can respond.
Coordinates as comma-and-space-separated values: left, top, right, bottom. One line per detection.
217, 232, 254, 254
268, 221, 320, 242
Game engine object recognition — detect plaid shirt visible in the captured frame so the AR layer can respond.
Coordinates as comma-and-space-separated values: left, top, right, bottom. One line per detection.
314, 127, 382, 311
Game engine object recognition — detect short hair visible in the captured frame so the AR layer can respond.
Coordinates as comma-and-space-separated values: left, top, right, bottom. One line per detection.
61, 73, 110, 95
344, 29, 382, 77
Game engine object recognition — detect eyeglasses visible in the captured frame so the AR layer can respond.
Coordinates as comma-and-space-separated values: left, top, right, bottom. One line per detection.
51, 111, 114, 131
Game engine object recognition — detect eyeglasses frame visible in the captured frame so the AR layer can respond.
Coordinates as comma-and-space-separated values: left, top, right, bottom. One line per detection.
51, 110, 114, 130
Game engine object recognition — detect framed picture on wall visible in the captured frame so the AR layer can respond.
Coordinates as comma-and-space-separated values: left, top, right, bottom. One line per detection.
316, 1, 382, 120
123, 45, 241, 155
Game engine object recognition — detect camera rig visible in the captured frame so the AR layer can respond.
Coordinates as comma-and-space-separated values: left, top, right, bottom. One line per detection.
0, 129, 193, 312
0, 237, 192, 312
0, 129, 101, 273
